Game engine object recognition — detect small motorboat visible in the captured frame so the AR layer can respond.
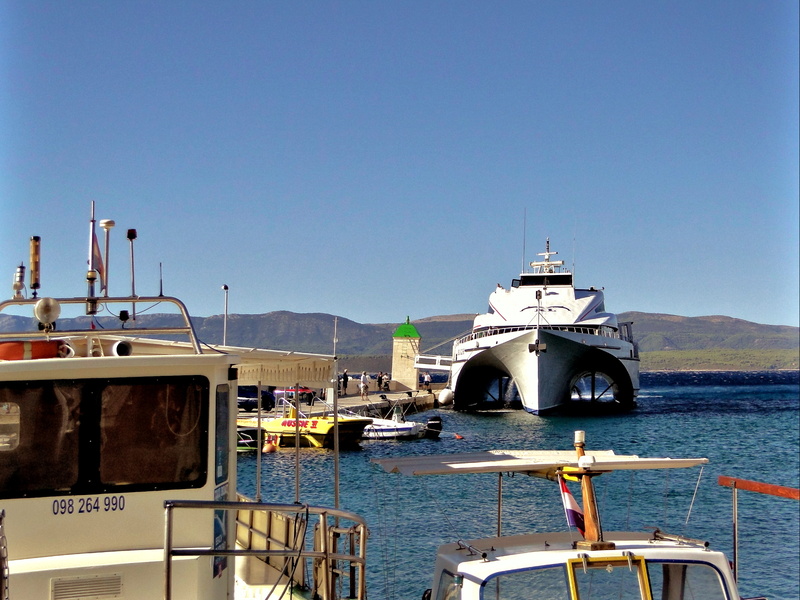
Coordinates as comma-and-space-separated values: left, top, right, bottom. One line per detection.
374, 430, 750, 600
362, 404, 426, 440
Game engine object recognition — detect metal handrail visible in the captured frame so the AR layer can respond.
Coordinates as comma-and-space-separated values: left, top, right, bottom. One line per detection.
0, 295, 201, 353
718, 476, 800, 583
163, 499, 368, 600
455, 324, 623, 347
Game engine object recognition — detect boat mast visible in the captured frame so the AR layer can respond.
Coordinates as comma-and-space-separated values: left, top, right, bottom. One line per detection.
572, 430, 615, 550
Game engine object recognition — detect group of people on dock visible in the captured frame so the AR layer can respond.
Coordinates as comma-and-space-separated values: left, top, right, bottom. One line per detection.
338, 370, 392, 398
338, 370, 432, 397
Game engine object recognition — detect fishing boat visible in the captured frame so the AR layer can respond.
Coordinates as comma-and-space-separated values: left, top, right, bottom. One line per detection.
238, 400, 372, 448
447, 238, 640, 414
0, 211, 367, 599
374, 431, 749, 600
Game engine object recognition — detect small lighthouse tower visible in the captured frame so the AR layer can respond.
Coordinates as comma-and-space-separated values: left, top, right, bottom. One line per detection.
390, 317, 421, 391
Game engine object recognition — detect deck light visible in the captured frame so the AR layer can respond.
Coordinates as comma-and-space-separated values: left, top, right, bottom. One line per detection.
34, 297, 60, 329
12, 263, 25, 299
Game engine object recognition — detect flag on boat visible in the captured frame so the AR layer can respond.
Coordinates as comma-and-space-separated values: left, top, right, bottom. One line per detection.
91, 229, 105, 292
558, 475, 585, 537
88, 201, 105, 293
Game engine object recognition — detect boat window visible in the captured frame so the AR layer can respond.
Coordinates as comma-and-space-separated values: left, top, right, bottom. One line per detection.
435, 571, 460, 600
568, 555, 652, 600
519, 274, 573, 287
0, 401, 21, 451
0, 376, 209, 499
215, 384, 230, 485
480, 565, 570, 599
646, 561, 730, 600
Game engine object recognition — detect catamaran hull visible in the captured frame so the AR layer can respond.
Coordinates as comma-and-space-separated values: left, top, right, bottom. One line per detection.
451, 329, 639, 414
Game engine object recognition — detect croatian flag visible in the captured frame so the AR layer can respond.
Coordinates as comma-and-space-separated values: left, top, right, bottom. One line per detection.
92, 229, 105, 292
558, 475, 585, 537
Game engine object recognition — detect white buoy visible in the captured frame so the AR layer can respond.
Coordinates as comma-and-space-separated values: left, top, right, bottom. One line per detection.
438, 388, 454, 406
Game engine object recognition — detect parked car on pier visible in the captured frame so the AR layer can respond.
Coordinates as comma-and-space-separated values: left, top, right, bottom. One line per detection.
237, 386, 276, 412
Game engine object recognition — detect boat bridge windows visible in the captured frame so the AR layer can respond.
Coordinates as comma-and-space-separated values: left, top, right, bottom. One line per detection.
512, 273, 573, 288
0, 375, 210, 499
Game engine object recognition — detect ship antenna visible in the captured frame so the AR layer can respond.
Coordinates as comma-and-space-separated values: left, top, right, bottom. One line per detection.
521, 208, 527, 273
572, 224, 577, 276
127, 228, 138, 320
86, 202, 100, 315
159, 262, 164, 296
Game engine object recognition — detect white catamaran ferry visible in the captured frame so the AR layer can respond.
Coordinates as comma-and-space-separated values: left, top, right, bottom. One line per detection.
0, 212, 367, 600
447, 239, 640, 414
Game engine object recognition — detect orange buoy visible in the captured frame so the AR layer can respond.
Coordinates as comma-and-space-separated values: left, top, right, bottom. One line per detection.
0, 340, 62, 361
454, 434, 464, 440
263, 434, 277, 453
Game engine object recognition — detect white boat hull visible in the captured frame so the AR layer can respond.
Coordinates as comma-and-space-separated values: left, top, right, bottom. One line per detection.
363, 419, 425, 440
451, 328, 639, 414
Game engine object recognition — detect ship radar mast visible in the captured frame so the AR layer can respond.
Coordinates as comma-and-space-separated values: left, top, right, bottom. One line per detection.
529, 238, 567, 274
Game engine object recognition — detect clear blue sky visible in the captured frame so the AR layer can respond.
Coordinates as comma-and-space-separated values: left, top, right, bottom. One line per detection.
2, 1, 798, 327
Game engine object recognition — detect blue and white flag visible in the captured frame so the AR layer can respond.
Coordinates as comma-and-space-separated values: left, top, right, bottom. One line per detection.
558, 475, 585, 537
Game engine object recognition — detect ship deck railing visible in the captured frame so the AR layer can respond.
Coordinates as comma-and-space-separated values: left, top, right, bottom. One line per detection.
163, 498, 367, 600
0, 295, 202, 354
456, 324, 628, 347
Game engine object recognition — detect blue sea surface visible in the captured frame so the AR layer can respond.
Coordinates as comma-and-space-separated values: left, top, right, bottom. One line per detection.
237, 371, 800, 600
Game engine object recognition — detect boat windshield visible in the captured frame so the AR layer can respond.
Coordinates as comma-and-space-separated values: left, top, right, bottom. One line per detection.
0, 375, 209, 499
568, 556, 651, 600
476, 566, 570, 599
646, 561, 731, 600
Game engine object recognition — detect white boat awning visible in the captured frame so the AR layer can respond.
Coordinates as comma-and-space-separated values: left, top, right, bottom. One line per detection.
218, 345, 335, 389
372, 450, 708, 478
101, 338, 336, 389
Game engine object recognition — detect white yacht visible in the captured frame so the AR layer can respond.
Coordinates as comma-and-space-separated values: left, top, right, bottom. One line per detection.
0, 216, 367, 599
448, 239, 639, 414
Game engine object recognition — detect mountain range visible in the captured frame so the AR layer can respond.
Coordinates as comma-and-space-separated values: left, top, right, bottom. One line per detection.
1, 309, 797, 360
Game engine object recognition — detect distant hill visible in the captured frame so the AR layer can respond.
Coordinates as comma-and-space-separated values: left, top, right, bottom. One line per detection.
1, 310, 797, 370
619, 312, 799, 352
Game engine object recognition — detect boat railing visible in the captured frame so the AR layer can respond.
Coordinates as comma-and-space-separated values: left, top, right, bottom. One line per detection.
455, 324, 622, 346
1, 509, 8, 600
718, 476, 799, 586
163, 498, 368, 600
0, 295, 202, 354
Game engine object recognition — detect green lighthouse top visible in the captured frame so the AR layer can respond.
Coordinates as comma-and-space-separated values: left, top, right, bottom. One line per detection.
392, 316, 421, 338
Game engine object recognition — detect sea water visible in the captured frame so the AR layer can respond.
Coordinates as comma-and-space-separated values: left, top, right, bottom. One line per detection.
237, 371, 800, 600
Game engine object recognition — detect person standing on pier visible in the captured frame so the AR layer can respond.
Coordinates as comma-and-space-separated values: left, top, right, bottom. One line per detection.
360, 371, 369, 400
341, 369, 349, 396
